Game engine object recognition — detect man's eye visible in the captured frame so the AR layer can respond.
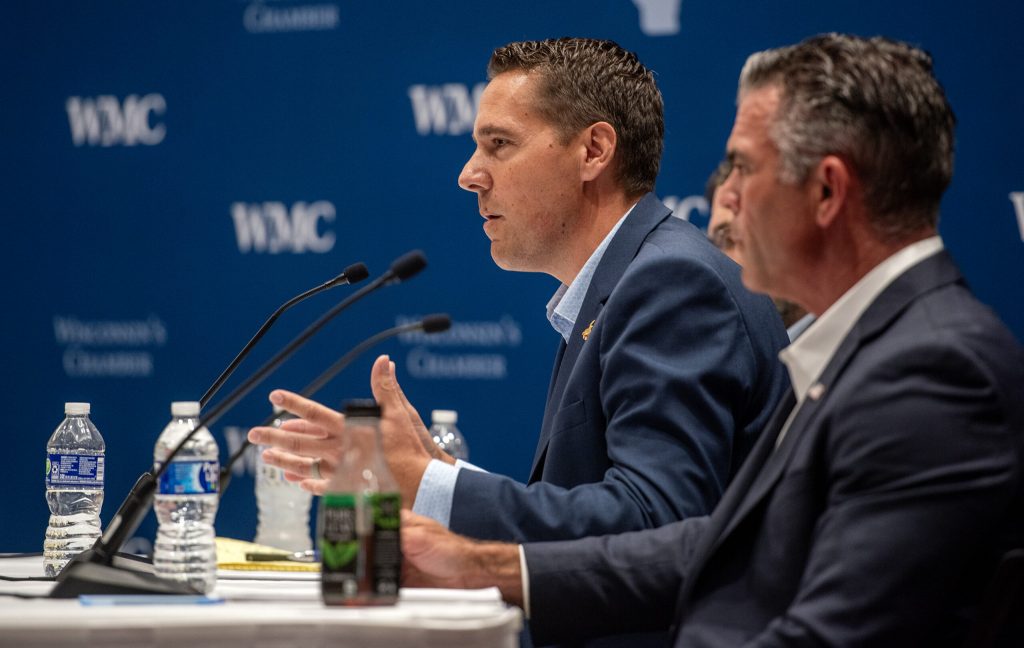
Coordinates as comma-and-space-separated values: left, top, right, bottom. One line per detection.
493, 138, 509, 148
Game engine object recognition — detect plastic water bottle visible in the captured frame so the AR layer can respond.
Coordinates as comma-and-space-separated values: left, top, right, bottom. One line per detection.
44, 402, 105, 577
255, 406, 313, 552
429, 409, 468, 460
153, 401, 220, 593
320, 399, 402, 606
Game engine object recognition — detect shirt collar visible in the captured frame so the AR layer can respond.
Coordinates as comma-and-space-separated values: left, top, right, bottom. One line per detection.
786, 313, 816, 342
779, 236, 944, 401
546, 204, 636, 342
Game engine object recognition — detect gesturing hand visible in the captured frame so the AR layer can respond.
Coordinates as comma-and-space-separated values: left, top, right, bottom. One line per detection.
247, 390, 345, 495
248, 354, 440, 502
369, 355, 440, 503
370, 355, 454, 465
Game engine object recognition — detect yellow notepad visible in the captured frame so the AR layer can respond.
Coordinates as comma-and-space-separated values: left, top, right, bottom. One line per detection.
216, 537, 320, 572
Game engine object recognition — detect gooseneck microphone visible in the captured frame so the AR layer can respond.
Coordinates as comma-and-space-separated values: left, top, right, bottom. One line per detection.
50, 251, 426, 598
199, 262, 369, 407
219, 313, 452, 493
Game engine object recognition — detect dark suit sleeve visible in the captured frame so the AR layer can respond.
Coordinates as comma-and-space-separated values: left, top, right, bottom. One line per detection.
747, 336, 1021, 647
525, 516, 711, 645
450, 244, 786, 541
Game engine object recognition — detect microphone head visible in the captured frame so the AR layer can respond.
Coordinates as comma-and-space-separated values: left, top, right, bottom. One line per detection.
342, 262, 369, 284
390, 250, 427, 281
421, 313, 451, 334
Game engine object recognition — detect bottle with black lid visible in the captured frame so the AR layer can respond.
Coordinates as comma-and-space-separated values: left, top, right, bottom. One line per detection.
319, 399, 402, 606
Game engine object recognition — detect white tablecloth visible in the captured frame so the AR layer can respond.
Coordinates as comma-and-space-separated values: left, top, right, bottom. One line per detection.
0, 556, 521, 647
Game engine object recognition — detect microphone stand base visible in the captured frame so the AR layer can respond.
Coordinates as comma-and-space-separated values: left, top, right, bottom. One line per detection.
50, 550, 200, 598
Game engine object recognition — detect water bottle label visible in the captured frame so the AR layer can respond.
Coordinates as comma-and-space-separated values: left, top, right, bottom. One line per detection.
258, 462, 287, 484
157, 460, 220, 495
46, 453, 104, 488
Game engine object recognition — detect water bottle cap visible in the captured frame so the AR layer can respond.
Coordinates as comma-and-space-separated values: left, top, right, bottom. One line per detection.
171, 401, 200, 417
431, 409, 457, 424
64, 402, 90, 415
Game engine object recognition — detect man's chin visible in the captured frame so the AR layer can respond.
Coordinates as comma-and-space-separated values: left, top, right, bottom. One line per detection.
490, 246, 513, 270
490, 247, 533, 273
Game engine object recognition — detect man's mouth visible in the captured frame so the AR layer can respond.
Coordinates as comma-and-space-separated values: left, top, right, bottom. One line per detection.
481, 212, 501, 237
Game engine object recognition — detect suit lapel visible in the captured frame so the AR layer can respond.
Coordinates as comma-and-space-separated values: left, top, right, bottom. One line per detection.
673, 250, 966, 622
706, 250, 964, 551
710, 339, 858, 546
672, 389, 796, 619
532, 339, 568, 472
529, 193, 672, 480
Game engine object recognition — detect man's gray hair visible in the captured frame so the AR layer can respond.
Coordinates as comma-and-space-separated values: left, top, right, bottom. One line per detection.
739, 34, 956, 239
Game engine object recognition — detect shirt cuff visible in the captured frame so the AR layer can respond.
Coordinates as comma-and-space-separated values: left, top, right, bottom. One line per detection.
411, 459, 461, 528
518, 544, 531, 619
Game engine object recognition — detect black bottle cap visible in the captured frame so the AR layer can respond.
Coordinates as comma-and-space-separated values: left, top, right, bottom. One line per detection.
343, 399, 381, 418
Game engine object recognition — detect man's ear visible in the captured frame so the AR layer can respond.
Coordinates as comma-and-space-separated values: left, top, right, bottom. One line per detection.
580, 121, 617, 182
813, 155, 851, 228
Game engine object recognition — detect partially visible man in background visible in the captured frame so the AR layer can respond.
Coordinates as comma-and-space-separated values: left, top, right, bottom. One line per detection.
706, 159, 813, 339
705, 159, 740, 262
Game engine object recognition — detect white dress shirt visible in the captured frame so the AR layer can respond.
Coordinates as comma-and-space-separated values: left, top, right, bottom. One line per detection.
776, 236, 944, 445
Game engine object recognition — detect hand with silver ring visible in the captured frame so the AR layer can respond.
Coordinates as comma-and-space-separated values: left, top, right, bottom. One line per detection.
247, 392, 346, 495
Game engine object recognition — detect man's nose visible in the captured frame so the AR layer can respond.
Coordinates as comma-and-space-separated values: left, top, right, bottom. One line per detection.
718, 172, 740, 214
458, 151, 491, 193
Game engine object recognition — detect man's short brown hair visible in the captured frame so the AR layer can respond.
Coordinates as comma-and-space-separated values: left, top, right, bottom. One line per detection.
488, 38, 664, 198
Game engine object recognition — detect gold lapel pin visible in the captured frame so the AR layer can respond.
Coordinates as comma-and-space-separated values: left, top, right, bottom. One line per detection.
581, 319, 595, 342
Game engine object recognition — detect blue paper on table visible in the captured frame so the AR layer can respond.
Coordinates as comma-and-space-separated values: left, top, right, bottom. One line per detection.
79, 594, 225, 606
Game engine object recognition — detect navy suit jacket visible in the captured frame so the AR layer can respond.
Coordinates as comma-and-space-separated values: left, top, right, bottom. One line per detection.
525, 250, 1024, 646
449, 193, 790, 542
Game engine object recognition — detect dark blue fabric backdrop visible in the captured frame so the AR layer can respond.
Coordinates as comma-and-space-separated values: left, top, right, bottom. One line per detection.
2, 0, 1022, 551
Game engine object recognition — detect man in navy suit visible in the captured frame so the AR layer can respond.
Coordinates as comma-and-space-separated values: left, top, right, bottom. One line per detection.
249, 38, 788, 543
398, 34, 1024, 647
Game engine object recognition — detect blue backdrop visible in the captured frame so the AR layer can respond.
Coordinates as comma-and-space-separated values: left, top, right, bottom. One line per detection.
3, 0, 1022, 552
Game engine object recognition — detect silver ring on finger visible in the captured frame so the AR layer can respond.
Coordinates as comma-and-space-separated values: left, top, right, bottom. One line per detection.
310, 458, 322, 480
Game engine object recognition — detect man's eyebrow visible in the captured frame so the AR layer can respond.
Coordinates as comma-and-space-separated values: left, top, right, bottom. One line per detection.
473, 125, 516, 143
726, 149, 752, 167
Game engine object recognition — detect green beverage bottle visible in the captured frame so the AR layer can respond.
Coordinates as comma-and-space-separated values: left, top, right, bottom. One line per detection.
320, 399, 402, 606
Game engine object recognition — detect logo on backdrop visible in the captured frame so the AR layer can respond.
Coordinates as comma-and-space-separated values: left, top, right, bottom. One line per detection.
631, 0, 682, 36
54, 315, 167, 378
663, 193, 710, 228
66, 95, 166, 147
243, 1, 339, 33
230, 201, 336, 254
397, 314, 522, 380
1010, 192, 1024, 241
408, 83, 486, 136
